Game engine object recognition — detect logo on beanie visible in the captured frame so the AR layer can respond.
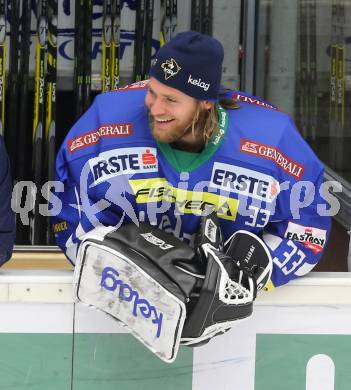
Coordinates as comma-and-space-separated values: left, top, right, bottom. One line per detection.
188, 75, 210, 92
161, 58, 181, 80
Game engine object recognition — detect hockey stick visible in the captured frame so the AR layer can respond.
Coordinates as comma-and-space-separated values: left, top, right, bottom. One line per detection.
111, 0, 121, 89
102, 0, 112, 92
133, 0, 145, 81
201, 0, 212, 35
170, 0, 177, 38
160, 0, 171, 45
298, 0, 308, 138
31, 0, 48, 245
15, 0, 32, 244
7, 0, 20, 176
335, 0, 345, 130
191, 0, 201, 32
45, 0, 57, 244
74, 0, 84, 118
0, 0, 6, 137
142, 0, 154, 79
308, 0, 317, 141
17, 0, 31, 183
83, 0, 92, 111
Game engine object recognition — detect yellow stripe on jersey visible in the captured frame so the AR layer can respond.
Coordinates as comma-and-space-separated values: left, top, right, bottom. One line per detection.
129, 178, 239, 221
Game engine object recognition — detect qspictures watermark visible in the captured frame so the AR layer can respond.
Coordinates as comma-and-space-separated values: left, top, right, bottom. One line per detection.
10, 178, 343, 226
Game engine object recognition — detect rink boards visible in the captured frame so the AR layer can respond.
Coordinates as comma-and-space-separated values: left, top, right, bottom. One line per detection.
0, 271, 350, 390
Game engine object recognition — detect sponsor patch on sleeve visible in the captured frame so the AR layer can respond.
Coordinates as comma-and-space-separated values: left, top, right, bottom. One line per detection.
117, 80, 150, 91
232, 93, 277, 110
68, 123, 133, 153
240, 139, 304, 179
284, 222, 327, 254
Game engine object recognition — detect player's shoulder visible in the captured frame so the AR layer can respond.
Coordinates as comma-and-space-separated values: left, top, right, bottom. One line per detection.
222, 90, 323, 180
59, 81, 151, 162
223, 90, 295, 139
95, 80, 149, 108
221, 89, 281, 113
230, 90, 278, 112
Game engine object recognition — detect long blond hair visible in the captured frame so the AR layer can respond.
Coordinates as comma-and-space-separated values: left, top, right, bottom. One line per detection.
191, 97, 239, 144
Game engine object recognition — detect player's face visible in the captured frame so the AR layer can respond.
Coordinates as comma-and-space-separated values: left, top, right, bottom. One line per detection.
145, 78, 203, 145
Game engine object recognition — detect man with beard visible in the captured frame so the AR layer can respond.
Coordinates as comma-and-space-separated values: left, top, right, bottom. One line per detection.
0, 135, 15, 266
53, 31, 330, 290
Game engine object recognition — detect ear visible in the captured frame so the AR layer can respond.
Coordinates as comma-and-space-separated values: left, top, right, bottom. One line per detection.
201, 101, 214, 111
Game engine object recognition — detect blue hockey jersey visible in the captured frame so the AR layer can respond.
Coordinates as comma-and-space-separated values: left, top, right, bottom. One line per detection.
0, 135, 15, 265
53, 81, 331, 288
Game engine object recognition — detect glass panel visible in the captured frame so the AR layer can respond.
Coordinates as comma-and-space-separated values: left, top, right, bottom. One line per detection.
255, 0, 351, 182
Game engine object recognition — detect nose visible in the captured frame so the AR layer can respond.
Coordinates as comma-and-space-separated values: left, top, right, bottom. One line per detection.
147, 96, 166, 118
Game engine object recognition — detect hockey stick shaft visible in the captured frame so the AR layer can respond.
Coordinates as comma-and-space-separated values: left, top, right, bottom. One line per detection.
170, 0, 177, 38
31, 0, 48, 244
191, 0, 201, 32
0, 0, 6, 137
45, 0, 57, 244
133, 0, 145, 81
83, 0, 92, 111
142, 0, 153, 79
201, 0, 212, 35
7, 0, 20, 176
111, 0, 121, 89
102, 0, 112, 92
74, 0, 84, 118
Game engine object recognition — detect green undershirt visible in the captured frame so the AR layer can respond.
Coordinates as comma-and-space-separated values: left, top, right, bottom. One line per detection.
157, 105, 229, 172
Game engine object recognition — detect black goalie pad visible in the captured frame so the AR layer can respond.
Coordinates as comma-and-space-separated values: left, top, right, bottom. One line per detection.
73, 223, 203, 363
104, 224, 204, 299
74, 217, 272, 360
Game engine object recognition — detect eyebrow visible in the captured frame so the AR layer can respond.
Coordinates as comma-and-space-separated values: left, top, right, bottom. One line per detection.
148, 86, 178, 100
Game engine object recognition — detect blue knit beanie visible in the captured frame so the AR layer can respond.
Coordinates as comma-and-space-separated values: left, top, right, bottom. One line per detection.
149, 31, 224, 101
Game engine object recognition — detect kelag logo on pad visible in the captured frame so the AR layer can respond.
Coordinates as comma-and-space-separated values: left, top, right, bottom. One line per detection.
100, 266, 163, 338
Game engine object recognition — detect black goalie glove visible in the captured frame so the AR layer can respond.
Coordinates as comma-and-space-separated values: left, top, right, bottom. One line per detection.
180, 211, 272, 346
73, 215, 272, 362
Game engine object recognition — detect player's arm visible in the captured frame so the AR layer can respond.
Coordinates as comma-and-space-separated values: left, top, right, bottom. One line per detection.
259, 117, 331, 288
261, 168, 331, 288
0, 136, 15, 266
51, 95, 126, 264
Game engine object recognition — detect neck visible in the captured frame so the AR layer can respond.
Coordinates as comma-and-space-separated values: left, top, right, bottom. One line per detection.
171, 128, 205, 153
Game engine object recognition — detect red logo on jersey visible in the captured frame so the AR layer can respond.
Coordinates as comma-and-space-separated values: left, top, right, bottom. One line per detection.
118, 80, 150, 91
285, 222, 327, 254
232, 93, 277, 110
240, 139, 304, 179
68, 123, 133, 153
142, 149, 157, 166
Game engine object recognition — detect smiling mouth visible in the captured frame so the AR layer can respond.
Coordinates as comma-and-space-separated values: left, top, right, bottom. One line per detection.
154, 118, 174, 124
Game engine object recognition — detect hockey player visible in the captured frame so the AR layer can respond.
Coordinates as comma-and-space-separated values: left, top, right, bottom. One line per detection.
54, 30, 330, 286
0, 135, 15, 266
53, 32, 331, 358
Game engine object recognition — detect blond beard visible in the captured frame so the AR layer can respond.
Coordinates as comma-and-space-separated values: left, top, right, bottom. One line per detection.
148, 106, 210, 145
148, 114, 193, 144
